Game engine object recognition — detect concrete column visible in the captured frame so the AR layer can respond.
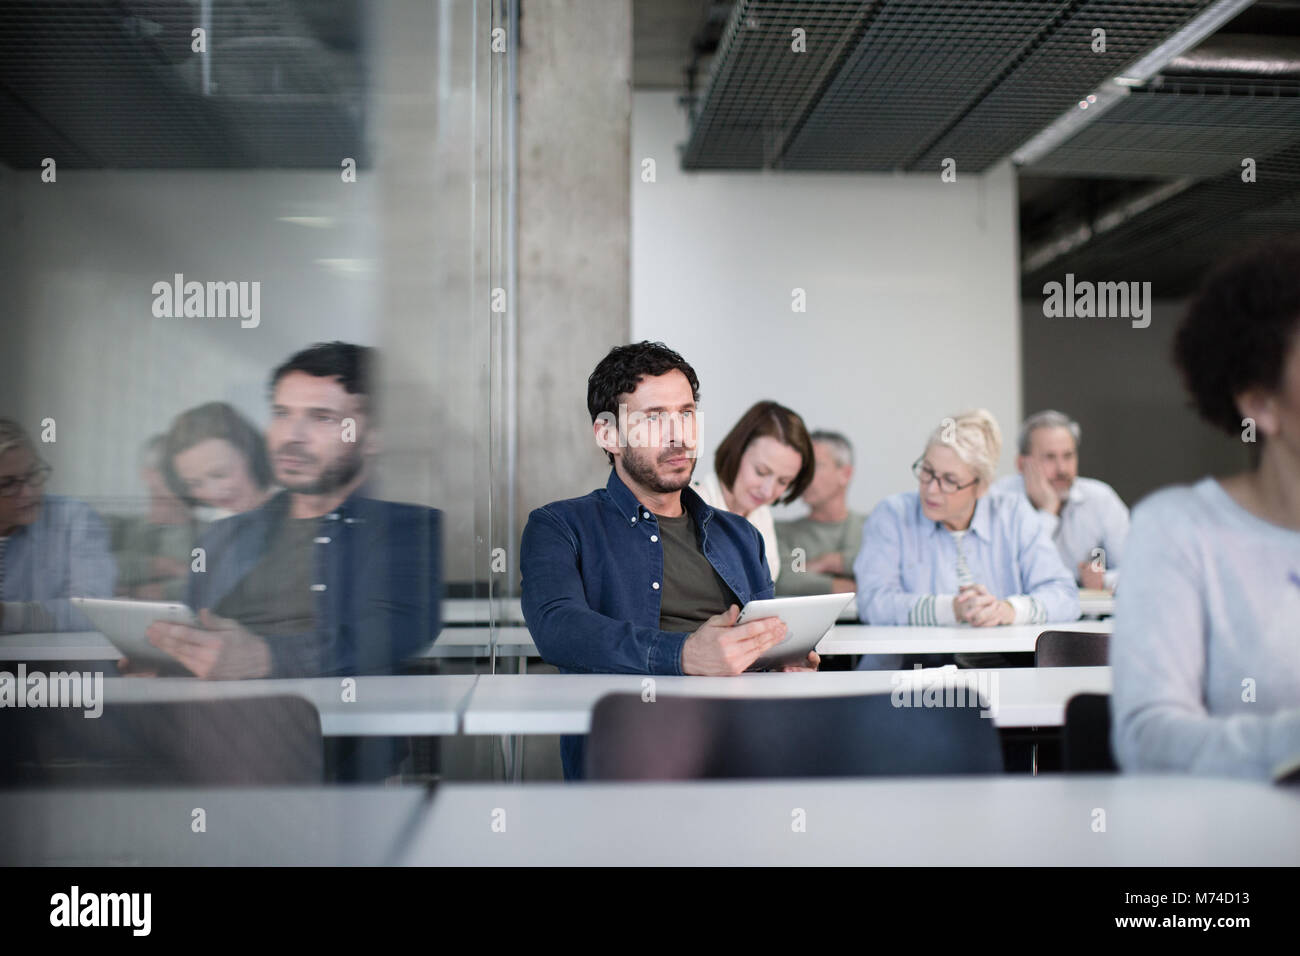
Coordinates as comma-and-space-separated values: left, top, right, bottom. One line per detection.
515, 0, 632, 537
372, 0, 491, 582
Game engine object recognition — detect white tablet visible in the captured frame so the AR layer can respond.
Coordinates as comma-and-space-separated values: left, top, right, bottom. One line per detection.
70, 597, 198, 671
736, 592, 856, 670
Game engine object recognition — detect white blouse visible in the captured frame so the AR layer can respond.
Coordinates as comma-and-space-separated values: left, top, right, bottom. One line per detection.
691, 471, 782, 583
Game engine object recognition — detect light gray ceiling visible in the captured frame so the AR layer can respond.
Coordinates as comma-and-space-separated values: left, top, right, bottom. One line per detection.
634, 0, 1300, 296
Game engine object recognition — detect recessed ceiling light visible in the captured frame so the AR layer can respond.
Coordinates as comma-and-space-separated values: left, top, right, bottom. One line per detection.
278, 217, 334, 229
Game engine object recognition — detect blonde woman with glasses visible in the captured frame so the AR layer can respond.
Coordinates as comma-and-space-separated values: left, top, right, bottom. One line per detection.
853, 409, 1078, 634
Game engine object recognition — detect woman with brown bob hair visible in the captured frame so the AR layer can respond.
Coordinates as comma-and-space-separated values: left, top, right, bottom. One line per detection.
692, 400, 815, 583
162, 401, 274, 518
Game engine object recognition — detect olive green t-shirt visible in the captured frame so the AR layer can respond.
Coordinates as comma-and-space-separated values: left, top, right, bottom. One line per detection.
215, 516, 319, 636
656, 508, 739, 633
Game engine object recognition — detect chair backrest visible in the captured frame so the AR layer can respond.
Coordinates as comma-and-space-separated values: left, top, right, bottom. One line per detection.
0, 695, 324, 786
1062, 693, 1118, 772
1035, 630, 1110, 667
586, 692, 1003, 780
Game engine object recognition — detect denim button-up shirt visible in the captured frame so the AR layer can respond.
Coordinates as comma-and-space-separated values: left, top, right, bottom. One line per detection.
189, 490, 442, 677
520, 468, 775, 676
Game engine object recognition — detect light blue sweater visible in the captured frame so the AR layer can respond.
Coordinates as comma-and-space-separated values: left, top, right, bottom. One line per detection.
853, 490, 1079, 626
1111, 477, 1300, 779
1, 495, 115, 632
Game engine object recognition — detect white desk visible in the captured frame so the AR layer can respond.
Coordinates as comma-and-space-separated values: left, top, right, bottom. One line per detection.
98, 675, 477, 736
1078, 589, 1115, 618
461, 667, 1112, 735
1, 787, 430, 866
1, 629, 537, 663
416, 626, 537, 658
443, 597, 525, 624
5, 621, 1108, 667
441, 598, 858, 626
399, 776, 1300, 866
0, 631, 119, 661
817, 620, 1112, 656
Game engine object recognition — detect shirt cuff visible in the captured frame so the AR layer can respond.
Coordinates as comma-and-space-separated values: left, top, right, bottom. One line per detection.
934, 594, 958, 626
910, 594, 958, 626
1102, 569, 1120, 591
656, 629, 691, 676
1037, 509, 1061, 536
0, 601, 47, 633
1007, 595, 1046, 625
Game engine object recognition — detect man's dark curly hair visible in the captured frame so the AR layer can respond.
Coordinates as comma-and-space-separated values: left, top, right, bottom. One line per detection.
1174, 236, 1300, 436
270, 341, 372, 405
587, 341, 700, 465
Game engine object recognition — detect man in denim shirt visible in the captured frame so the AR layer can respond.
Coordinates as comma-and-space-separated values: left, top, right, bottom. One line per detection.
521, 342, 814, 779
136, 342, 441, 682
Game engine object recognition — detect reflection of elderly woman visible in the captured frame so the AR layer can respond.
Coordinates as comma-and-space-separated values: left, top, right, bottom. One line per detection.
854, 409, 1078, 629
0, 419, 115, 633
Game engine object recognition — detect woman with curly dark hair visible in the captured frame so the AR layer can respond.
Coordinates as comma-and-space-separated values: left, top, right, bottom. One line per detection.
1111, 237, 1300, 780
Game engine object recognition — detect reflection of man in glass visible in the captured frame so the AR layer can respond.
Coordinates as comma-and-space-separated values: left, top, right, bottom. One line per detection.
133, 342, 442, 679
0, 418, 115, 633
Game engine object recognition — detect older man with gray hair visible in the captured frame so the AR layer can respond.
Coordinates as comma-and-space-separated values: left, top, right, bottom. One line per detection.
0, 418, 115, 632
993, 410, 1129, 591
775, 431, 864, 596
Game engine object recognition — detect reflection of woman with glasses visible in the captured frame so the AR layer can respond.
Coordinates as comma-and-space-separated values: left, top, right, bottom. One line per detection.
852, 409, 1078, 637
0, 419, 116, 633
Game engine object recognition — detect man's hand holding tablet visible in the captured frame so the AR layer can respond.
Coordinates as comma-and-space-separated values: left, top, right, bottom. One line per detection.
681, 593, 852, 674
681, 604, 793, 675
142, 609, 273, 680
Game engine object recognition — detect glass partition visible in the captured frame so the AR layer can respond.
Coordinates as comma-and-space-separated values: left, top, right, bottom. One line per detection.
0, 0, 506, 799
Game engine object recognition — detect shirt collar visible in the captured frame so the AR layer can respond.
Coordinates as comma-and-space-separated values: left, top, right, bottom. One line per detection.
605, 467, 713, 529
263, 484, 372, 524
969, 494, 993, 540
1063, 479, 1086, 505
917, 490, 992, 541
1014, 472, 1085, 505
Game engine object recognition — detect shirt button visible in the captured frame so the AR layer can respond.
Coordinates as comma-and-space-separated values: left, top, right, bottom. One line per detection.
642, 511, 651, 519
652, 581, 660, 590
314, 536, 331, 544
650, 535, 658, 542
311, 584, 327, 592
631, 516, 637, 524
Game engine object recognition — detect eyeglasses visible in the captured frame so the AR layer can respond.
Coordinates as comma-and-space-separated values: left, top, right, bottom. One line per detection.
0, 463, 52, 497
912, 458, 979, 495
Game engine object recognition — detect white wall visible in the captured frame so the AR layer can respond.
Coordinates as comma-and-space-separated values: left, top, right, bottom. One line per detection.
631, 91, 1022, 518
0, 167, 376, 504
1021, 297, 1250, 506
